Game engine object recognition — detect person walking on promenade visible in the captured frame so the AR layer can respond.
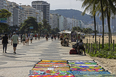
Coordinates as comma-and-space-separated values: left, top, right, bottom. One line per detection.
57, 34, 59, 39
51, 34, 53, 41
2, 34, 8, 53
35, 34, 37, 40
38, 34, 40, 40
22, 33, 26, 45
25, 34, 29, 45
11, 32, 19, 54
30, 34, 33, 43
20, 34, 22, 43
46, 34, 48, 41
54, 34, 56, 40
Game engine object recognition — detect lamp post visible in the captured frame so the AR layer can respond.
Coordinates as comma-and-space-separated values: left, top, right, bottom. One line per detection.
19, 3, 22, 26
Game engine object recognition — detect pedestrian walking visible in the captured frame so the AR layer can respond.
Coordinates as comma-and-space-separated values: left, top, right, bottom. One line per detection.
46, 34, 48, 41
22, 33, 26, 45
51, 35, 53, 41
57, 34, 59, 39
54, 34, 56, 40
35, 34, 37, 40
30, 34, 33, 43
11, 32, 19, 54
38, 34, 40, 40
2, 34, 8, 53
20, 34, 22, 43
25, 34, 29, 45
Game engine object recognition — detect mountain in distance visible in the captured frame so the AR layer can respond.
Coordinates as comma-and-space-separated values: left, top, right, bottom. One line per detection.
50, 9, 102, 25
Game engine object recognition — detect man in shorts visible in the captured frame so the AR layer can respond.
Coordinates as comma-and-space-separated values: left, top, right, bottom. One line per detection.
30, 34, 33, 43
22, 33, 26, 45
11, 32, 19, 54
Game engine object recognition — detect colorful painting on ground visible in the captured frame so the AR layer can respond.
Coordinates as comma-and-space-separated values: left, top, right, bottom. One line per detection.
29, 70, 72, 75
75, 75, 116, 77
29, 60, 114, 77
72, 71, 111, 75
29, 75, 75, 77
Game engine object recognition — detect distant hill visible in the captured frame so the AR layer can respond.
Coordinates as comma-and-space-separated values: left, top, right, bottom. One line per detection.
50, 9, 102, 24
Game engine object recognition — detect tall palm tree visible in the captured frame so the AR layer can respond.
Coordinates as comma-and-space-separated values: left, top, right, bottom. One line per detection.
106, 0, 116, 48
98, 0, 116, 49
82, 0, 98, 43
81, 0, 116, 48
100, 0, 105, 48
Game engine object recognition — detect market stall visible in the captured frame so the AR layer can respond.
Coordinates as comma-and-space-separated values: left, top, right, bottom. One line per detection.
59, 30, 71, 46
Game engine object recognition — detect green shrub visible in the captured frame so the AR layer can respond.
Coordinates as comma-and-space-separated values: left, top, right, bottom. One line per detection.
85, 43, 116, 59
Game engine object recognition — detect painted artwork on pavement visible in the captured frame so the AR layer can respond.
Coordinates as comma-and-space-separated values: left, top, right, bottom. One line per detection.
28, 60, 114, 77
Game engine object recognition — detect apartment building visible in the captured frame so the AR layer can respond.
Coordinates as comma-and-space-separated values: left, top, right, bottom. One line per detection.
32, 1, 50, 23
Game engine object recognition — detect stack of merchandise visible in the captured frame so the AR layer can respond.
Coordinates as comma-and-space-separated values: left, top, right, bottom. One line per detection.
29, 60, 115, 77
68, 60, 115, 77
29, 60, 74, 77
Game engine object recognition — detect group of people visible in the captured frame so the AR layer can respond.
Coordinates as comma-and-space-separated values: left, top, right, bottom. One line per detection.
2, 33, 60, 54
60, 34, 69, 46
1, 32, 86, 56
44, 34, 59, 41
20, 33, 33, 45
51, 34, 59, 41
2, 32, 18, 54
1, 32, 35, 54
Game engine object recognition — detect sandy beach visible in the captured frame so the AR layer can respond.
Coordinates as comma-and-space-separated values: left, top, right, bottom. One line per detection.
83, 35, 116, 74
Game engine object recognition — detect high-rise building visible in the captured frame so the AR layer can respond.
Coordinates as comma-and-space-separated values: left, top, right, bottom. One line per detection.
0, 0, 7, 10
32, 1, 50, 23
50, 14, 59, 29
22, 5, 43, 23
22, 5, 36, 18
7, 1, 14, 26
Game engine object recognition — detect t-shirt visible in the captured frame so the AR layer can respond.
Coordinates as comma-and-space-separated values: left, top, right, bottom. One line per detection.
2, 36, 8, 44
22, 35, 26, 40
30, 35, 33, 39
11, 34, 18, 44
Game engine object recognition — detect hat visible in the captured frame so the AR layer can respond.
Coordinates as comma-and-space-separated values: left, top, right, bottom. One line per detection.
13, 32, 16, 34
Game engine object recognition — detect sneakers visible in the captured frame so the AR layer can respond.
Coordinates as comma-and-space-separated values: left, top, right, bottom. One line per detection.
14, 52, 16, 54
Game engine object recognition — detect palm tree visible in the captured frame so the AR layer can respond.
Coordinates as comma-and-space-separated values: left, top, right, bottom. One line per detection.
100, 0, 105, 48
105, 0, 116, 49
82, 0, 98, 43
81, 0, 116, 48
97, 0, 116, 49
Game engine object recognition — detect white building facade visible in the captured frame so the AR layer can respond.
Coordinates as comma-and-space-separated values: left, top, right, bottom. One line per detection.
49, 14, 59, 29
59, 15, 64, 31
32, 1, 50, 23
0, 0, 7, 10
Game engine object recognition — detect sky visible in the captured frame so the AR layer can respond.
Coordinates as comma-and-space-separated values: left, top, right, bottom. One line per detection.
8, 0, 84, 12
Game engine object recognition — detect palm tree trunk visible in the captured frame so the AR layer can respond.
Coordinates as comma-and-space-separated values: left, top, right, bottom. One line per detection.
110, 32, 112, 43
106, 7, 111, 50
100, 0, 104, 48
94, 15, 97, 43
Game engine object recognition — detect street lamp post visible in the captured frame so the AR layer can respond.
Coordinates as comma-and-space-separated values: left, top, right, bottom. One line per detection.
19, 3, 22, 26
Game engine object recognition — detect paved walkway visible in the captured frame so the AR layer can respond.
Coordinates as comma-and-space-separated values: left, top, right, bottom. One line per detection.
0, 38, 92, 77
